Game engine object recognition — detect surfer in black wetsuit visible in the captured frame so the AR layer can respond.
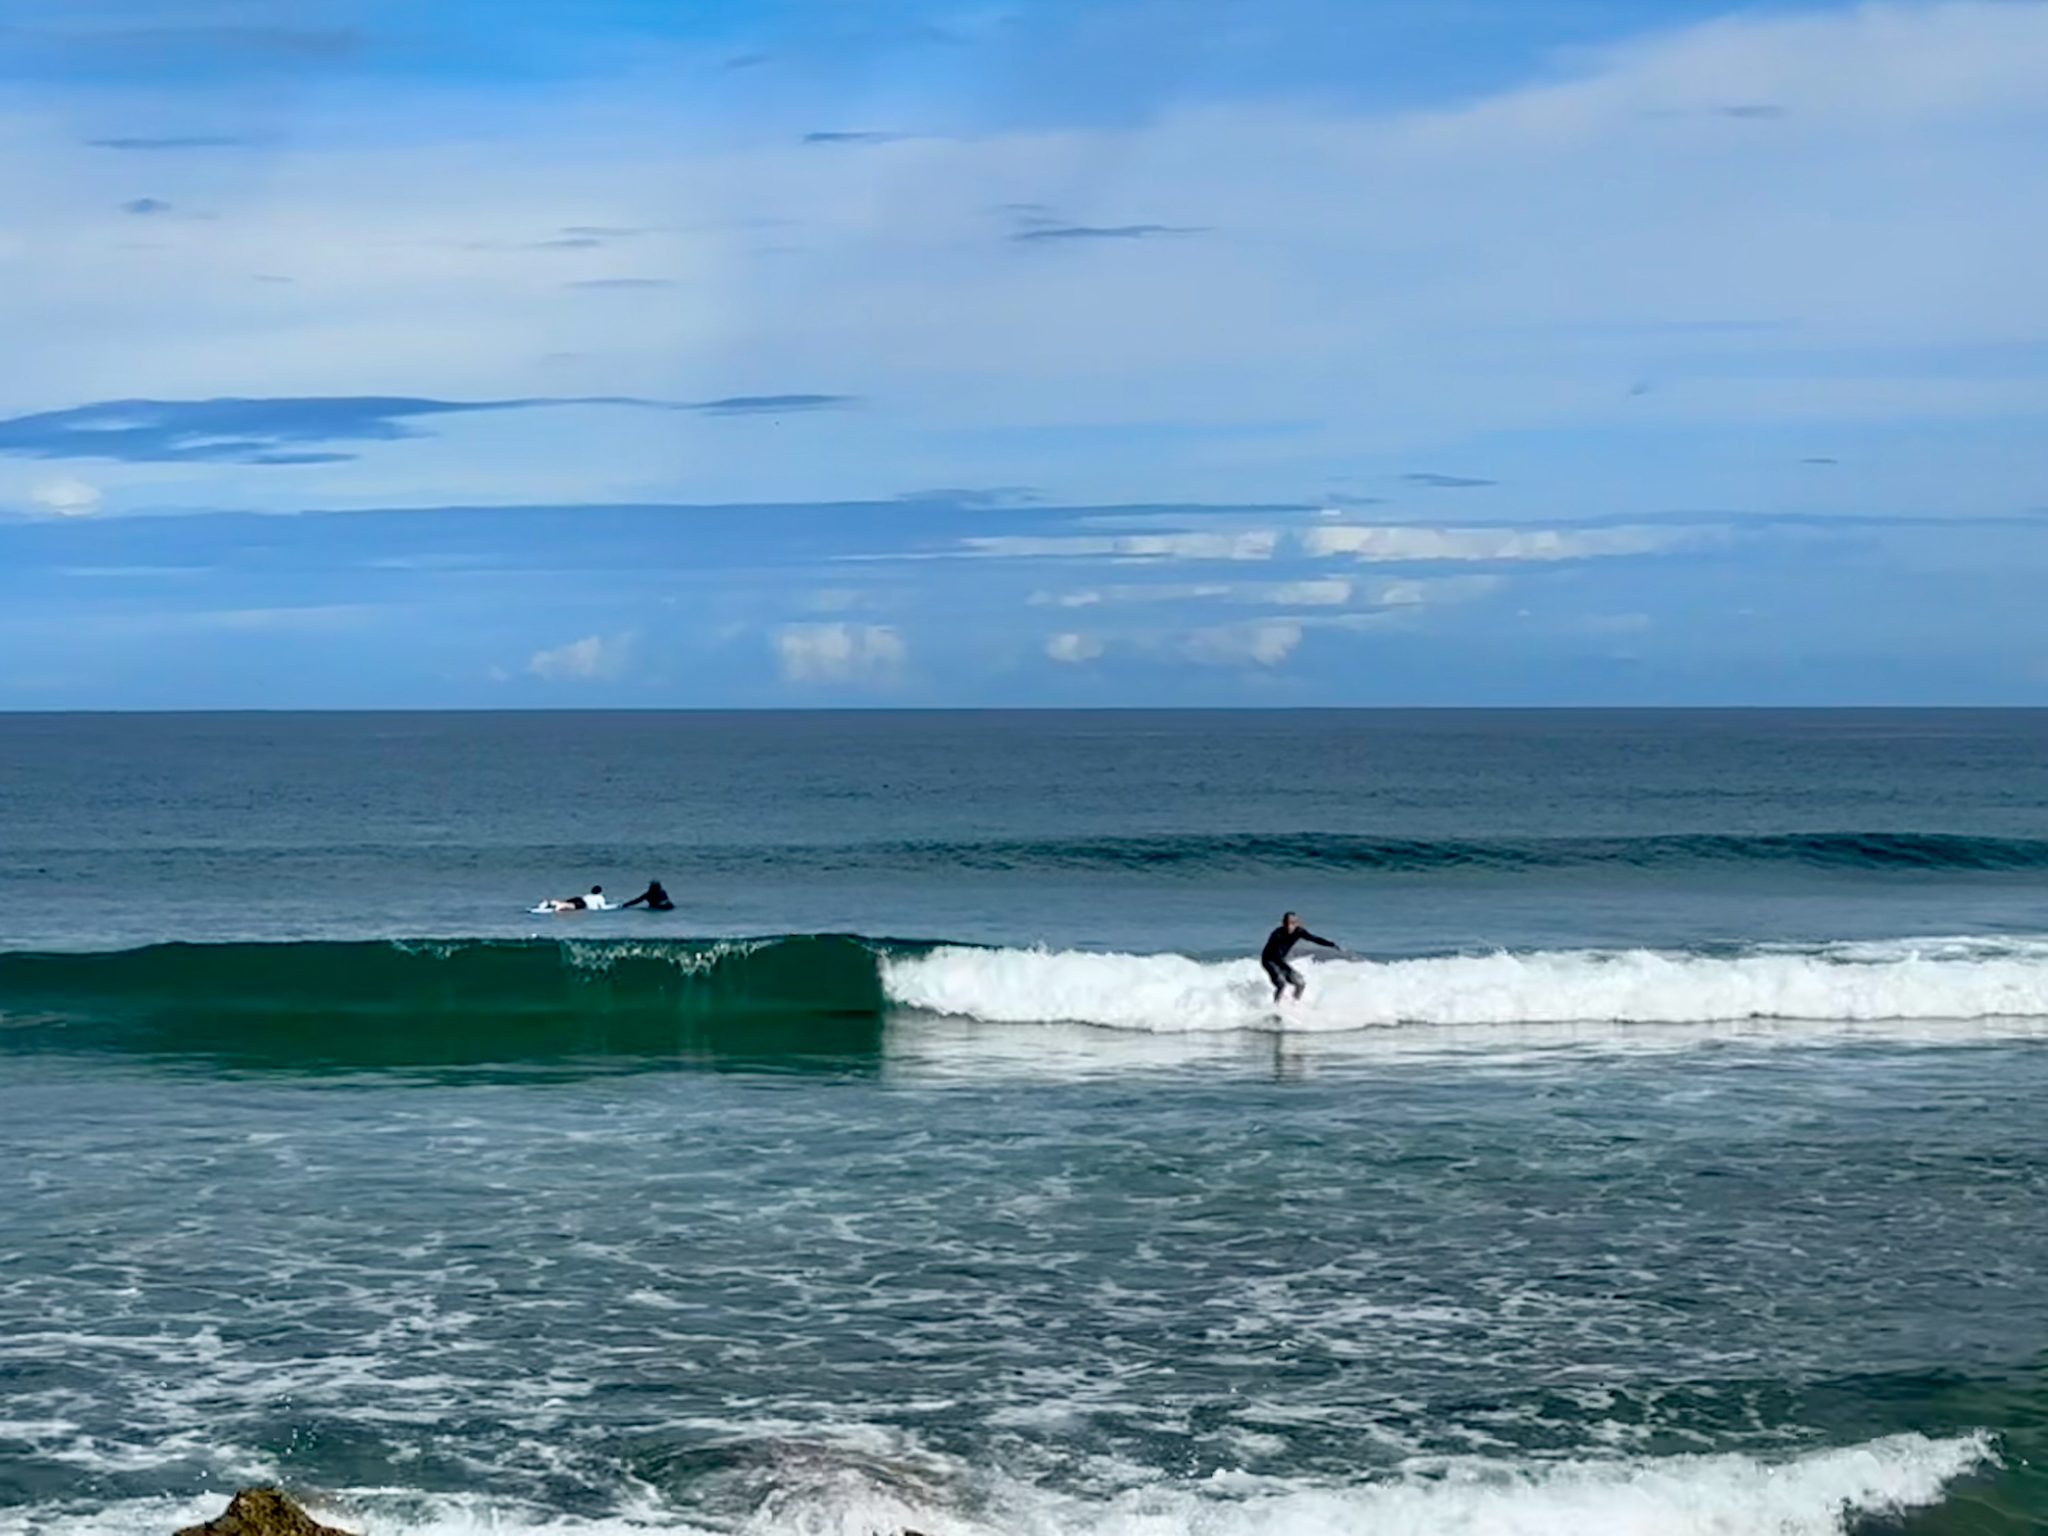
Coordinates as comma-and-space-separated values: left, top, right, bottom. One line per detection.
621, 880, 673, 911
1261, 912, 1337, 1002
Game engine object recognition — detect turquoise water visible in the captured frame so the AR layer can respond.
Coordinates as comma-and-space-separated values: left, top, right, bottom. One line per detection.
3, 712, 2046, 1535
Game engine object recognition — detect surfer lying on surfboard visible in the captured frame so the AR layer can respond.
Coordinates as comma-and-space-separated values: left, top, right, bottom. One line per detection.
543, 885, 609, 913
1262, 912, 1337, 1002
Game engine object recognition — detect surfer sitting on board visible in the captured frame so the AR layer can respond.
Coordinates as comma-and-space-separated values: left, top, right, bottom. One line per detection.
621, 880, 673, 911
546, 885, 608, 913
1262, 912, 1337, 1002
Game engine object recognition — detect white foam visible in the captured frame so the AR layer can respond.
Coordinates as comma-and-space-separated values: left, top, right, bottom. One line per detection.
881, 937, 2048, 1032
1037, 1432, 1993, 1536
0, 1433, 1990, 1536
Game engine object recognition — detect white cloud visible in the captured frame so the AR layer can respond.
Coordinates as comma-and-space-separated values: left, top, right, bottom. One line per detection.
1371, 574, 1509, 606
968, 531, 1280, 562
1045, 631, 1104, 663
1301, 524, 1697, 563
1185, 621, 1302, 667
1028, 575, 1486, 617
1035, 576, 1352, 607
29, 477, 101, 518
1125, 531, 1279, 561
528, 632, 631, 680
0, 1, 2042, 518
1032, 582, 1234, 607
1260, 578, 1353, 606
775, 622, 907, 684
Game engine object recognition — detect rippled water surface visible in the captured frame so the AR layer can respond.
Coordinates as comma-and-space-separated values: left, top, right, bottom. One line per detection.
3, 712, 2047, 1535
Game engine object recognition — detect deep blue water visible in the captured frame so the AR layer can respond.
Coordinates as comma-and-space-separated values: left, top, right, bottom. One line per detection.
2, 711, 2045, 1536
5, 708, 2048, 954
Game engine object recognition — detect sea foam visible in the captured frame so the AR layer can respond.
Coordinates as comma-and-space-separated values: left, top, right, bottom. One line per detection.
881, 936, 2048, 1031
0, 1432, 1989, 1536
1043, 1433, 1993, 1536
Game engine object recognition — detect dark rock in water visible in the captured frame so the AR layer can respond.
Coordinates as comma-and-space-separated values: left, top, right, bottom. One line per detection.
173, 1487, 359, 1536
172, 1485, 919, 1536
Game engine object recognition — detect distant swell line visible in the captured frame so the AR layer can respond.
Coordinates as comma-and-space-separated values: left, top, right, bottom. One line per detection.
10, 832, 2044, 876
848, 831, 2048, 874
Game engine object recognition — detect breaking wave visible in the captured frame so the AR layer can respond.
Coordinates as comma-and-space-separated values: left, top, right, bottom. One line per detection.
7, 932, 2048, 1061
883, 934, 2048, 1032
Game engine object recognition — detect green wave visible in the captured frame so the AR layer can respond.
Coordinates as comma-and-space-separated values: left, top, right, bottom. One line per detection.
0, 936, 901, 1074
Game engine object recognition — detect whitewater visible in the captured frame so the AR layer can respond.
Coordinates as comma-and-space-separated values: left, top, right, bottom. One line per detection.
0, 1432, 1994, 1536
881, 934, 2048, 1032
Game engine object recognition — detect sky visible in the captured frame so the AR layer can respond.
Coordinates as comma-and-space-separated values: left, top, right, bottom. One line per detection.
1, 0, 2045, 707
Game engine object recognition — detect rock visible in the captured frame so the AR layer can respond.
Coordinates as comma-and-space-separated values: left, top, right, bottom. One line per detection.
174, 1487, 359, 1536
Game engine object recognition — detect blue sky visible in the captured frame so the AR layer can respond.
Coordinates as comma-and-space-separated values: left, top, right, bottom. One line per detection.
1, 0, 2045, 706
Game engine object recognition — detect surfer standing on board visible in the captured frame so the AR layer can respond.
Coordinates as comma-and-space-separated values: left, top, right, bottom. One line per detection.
1262, 912, 1337, 1002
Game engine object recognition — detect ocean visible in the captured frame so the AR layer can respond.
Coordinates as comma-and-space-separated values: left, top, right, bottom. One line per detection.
2, 710, 2045, 1536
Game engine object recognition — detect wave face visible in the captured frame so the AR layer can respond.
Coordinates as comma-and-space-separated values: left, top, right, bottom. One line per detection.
0, 937, 890, 1069
881, 935, 2048, 1032
0, 935, 883, 1014
821, 829, 2048, 874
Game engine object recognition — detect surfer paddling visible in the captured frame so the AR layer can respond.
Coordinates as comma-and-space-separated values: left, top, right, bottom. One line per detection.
1261, 912, 1337, 1002
621, 880, 673, 911
545, 885, 608, 913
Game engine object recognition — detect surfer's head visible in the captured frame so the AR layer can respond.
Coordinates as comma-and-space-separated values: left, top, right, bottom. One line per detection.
590, 885, 603, 895
1283, 911, 1299, 928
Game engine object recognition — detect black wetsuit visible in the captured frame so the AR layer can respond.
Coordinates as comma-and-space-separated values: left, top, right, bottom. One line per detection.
1261, 924, 1335, 998
622, 883, 674, 911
